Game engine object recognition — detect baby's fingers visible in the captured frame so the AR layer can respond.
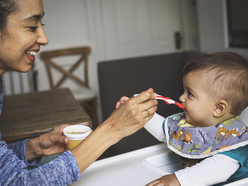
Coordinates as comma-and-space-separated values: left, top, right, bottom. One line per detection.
116, 96, 129, 108
146, 180, 161, 186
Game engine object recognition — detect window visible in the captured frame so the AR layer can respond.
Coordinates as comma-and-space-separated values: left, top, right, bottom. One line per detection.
227, 0, 248, 48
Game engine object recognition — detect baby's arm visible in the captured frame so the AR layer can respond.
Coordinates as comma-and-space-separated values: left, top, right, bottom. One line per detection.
175, 154, 239, 186
146, 154, 239, 186
144, 113, 166, 142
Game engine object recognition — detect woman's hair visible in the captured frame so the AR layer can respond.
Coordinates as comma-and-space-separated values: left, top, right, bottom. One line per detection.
183, 52, 248, 115
0, 0, 19, 35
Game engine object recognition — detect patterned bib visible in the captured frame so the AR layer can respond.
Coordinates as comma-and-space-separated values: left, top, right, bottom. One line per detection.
163, 112, 248, 159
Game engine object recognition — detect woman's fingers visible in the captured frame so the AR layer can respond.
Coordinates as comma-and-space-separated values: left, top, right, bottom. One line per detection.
131, 90, 158, 120
116, 88, 157, 109
121, 90, 157, 122
143, 105, 157, 118
51, 124, 69, 134
130, 89, 156, 105
105, 88, 158, 139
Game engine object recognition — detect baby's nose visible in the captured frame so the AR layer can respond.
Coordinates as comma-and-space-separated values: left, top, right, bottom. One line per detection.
179, 94, 185, 103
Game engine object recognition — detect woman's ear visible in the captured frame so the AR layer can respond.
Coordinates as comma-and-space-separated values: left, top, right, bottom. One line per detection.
213, 100, 228, 118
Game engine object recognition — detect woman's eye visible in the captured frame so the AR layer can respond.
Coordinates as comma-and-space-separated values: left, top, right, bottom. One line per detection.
28, 23, 45, 32
29, 26, 39, 32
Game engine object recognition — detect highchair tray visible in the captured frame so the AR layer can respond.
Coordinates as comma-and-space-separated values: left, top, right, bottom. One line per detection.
71, 144, 248, 186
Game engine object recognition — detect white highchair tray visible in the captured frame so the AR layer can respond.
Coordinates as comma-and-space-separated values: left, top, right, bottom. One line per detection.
142, 151, 248, 186
141, 151, 183, 174
71, 144, 248, 186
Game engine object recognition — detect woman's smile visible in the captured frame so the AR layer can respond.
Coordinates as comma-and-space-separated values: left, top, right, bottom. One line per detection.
0, 0, 48, 74
26, 50, 39, 62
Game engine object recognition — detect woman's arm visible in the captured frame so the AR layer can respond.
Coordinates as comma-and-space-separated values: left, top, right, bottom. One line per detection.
0, 143, 80, 186
24, 124, 69, 161
24, 89, 157, 173
7, 139, 42, 166
72, 89, 158, 173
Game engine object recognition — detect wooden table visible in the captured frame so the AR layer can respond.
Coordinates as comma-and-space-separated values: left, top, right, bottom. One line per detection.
0, 88, 92, 142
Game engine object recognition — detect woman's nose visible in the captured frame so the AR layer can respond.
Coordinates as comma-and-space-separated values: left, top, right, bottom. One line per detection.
37, 27, 49, 46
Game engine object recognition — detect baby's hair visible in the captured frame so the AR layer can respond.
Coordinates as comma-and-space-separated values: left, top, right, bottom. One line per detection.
183, 52, 248, 115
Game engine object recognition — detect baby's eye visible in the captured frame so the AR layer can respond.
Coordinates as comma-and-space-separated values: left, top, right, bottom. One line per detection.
188, 91, 193, 97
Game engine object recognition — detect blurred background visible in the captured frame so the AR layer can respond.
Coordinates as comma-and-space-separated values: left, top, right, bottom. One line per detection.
7, 0, 248, 125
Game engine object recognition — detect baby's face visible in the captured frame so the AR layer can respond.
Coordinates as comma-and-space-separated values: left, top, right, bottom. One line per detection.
179, 71, 218, 127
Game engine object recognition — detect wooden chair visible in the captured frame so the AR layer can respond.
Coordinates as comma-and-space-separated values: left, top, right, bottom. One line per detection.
40, 47, 98, 129
2, 67, 37, 95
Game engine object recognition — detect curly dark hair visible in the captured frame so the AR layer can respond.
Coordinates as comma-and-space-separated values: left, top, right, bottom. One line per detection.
0, 0, 19, 35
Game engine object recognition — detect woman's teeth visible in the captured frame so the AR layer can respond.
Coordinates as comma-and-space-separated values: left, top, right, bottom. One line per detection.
27, 51, 38, 57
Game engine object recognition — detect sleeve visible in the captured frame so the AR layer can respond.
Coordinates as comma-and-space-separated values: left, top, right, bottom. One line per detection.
174, 154, 240, 186
219, 145, 248, 167
7, 139, 41, 166
144, 113, 166, 142
0, 139, 81, 186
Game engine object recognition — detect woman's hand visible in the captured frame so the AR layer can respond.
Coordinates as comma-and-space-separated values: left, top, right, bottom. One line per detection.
146, 174, 180, 186
105, 88, 158, 139
25, 124, 70, 161
71, 88, 158, 173
115, 88, 157, 109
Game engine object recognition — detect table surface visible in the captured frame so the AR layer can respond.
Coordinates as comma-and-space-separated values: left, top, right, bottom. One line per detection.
0, 88, 92, 142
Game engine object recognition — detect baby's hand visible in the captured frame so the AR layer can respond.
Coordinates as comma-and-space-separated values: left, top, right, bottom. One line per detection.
116, 96, 129, 108
146, 174, 180, 186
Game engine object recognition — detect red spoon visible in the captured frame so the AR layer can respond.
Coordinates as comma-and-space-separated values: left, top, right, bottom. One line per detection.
134, 94, 185, 110
156, 95, 185, 109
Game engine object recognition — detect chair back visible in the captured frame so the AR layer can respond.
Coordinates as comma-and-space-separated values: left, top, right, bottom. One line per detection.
40, 47, 91, 90
2, 68, 37, 95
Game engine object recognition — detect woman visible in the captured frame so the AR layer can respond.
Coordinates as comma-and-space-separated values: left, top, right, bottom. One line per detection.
0, 0, 158, 185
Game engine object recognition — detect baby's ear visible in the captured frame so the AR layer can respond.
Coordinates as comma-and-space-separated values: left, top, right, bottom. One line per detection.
213, 100, 228, 117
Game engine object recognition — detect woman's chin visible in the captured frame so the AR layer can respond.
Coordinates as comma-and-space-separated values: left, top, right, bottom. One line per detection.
18, 65, 33, 73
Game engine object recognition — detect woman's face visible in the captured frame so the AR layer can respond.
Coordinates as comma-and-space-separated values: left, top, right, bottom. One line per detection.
0, 0, 48, 74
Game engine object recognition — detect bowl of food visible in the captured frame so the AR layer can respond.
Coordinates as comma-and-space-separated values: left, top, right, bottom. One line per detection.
63, 125, 91, 150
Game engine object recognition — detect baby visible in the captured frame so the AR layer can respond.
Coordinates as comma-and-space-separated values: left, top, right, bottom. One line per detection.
116, 52, 248, 186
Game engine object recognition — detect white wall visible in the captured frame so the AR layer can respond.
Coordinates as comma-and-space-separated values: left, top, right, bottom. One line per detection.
197, 0, 248, 123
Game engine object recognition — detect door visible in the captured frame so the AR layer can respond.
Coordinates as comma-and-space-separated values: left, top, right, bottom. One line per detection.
100, 0, 184, 60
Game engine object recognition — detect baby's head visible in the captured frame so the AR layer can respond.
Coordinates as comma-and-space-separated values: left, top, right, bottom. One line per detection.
180, 52, 248, 126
